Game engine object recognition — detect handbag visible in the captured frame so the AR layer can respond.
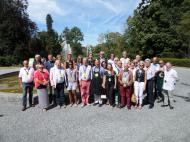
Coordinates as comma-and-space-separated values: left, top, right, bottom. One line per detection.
131, 93, 136, 103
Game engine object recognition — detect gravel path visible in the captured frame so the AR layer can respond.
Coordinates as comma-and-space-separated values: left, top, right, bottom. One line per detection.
0, 67, 190, 142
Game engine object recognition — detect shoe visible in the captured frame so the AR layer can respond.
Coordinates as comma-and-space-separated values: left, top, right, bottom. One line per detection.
134, 105, 138, 109
29, 104, 35, 107
87, 103, 91, 106
93, 103, 98, 106
127, 106, 131, 110
149, 105, 154, 109
81, 104, 85, 108
169, 106, 174, 109
161, 104, 168, 107
22, 106, 26, 111
63, 105, 67, 108
42, 108, 47, 112
70, 104, 73, 107
98, 104, 102, 107
138, 105, 142, 110
157, 99, 163, 103
74, 104, 78, 107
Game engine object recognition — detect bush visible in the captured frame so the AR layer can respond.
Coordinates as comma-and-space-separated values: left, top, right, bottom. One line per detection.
0, 56, 17, 66
161, 58, 190, 67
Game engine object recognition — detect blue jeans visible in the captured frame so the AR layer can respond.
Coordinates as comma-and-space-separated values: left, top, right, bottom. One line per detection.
22, 82, 33, 107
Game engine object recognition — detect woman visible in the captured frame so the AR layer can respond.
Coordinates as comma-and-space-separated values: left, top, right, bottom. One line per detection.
119, 64, 133, 109
66, 62, 78, 107
34, 64, 49, 111
102, 63, 117, 107
134, 61, 147, 109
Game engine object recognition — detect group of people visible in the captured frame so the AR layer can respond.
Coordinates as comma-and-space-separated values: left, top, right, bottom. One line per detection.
18, 51, 178, 111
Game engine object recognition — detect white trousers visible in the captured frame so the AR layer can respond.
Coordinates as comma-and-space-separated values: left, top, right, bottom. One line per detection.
134, 81, 144, 105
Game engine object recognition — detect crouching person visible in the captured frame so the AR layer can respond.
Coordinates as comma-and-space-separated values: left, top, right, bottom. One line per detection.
119, 64, 133, 110
34, 64, 49, 111
50, 60, 67, 109
66, 62, 78, 107
19, 60, 35, 111
162, 62, 178, 109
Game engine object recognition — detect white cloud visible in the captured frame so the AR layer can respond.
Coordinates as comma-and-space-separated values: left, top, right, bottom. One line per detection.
28, 0, 67, 23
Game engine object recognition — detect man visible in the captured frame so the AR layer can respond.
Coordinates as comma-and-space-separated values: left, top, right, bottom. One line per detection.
19, 60, 34, 111
144, 59, 155, 109
99, 51, 106, 65
33, 54, 43, 70
151, 57, 160, 100
91, 59, 104, 107
135, 55, 141, 63
120, 51, 130, 69
44, 54, 55, 104
162, 62, 178, 109
108, 53, 115, 66
88, 52, 94, 67
156, 60, 165, 102
50, 60, 67, 108
79, 58, 92, 107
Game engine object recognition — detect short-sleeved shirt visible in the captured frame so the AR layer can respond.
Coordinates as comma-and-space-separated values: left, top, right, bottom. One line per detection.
19, 67, 34, 83
34, 69, 49, 88
163, 69, 178, 91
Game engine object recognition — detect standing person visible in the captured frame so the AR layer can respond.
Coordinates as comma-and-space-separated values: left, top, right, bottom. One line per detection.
88, 52, 94, 67
66, 62, 78, 107
19, 60, 35, 111
151, 57, 160, 100
156, 60, 165, 103
112, 57, 119, 75
76, 55, 83, 70
99, 51, 106, 65
135, 55, 141, 63
108, 53, 115, 66
91, 59, 104, 107
79, 58, 92, 107
120, 51, 130, 69
144, 59, 155, 109
65, 53, 74, 69
33, 54, 43, 70
44, 54, 55, 104
50, 60, 67, 108
162, 62, 178, 109
102, 63, 117, 107
119, 64, 133, 109
134, 61, 147, 109
34, 64, 49, 111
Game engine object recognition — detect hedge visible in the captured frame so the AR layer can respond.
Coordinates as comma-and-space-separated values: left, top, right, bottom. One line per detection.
0, 56, 17, 66
161, 58, 190, 67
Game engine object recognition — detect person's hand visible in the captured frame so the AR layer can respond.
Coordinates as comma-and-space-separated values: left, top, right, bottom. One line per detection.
79, 81, 81, 86
102, 84, 105, 89
20, 84, 22, 88
114, 85, 116, 89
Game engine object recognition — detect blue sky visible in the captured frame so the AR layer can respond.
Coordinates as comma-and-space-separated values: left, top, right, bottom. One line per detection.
28, 0, 141, 46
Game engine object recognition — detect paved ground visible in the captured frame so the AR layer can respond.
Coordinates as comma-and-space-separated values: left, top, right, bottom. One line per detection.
0, 67, 190, 142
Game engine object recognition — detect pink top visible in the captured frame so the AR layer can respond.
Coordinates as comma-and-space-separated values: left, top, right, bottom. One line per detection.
34, 69, 49, 88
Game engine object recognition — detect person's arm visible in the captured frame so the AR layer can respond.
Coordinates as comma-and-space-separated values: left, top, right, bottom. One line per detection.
102, 75, 106, 88
128, 71, 133, 86
18, 69, 22, 88
64, 70, 68, 87
114, 73, 117, 89
144, 71, 147, 91
79, 66, 82, 86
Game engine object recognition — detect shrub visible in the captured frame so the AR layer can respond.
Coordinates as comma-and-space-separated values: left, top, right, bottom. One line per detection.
161, 58, 190, 67
0, 56, 17, 66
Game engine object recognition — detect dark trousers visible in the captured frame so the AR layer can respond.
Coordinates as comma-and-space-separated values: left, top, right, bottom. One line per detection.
22, 82, 33, 107
146, 79, 155, 106
54, 83, 65, 106
106, 85, 115, 106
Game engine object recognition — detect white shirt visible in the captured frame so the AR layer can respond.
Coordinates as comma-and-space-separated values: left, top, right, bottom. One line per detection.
50, 66, 67, 88
120, 58, 130, 68
144, 66, 155, 80
79, 65, 92, 81
19, 67, 34, 83
151, 63, 160, 76
163, 69, 178, 91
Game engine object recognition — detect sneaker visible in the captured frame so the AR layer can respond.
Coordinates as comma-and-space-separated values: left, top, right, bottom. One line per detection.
87, 103, 91, 106
169, 106, 174, 110
81, 104, 85, 108
149, 105, 154, 109
74, 104, 78, 107
93, 103, 98, 106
